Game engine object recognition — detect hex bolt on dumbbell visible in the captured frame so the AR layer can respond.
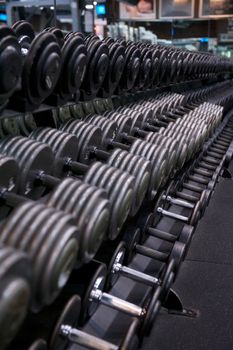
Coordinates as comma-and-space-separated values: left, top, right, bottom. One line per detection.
0, 246, 32, 350
61, 261, 162, 334
50, 296, 140, 350
30, 127, 150, 217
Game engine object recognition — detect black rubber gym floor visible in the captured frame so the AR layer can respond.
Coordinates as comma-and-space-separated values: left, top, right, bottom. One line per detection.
141, 177, 233, 350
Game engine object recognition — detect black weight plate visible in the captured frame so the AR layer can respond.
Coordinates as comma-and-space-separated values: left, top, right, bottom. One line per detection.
83, 114, 118, 149
50, 296, 81, 350
81, 263, 107, 323
0, 27, 23, 96
140, 286, 161, 336
30, 128, 79, 177
61, 179, 109, 264
0, 246, 32, 350
190, 201, 201, 226
107, 241, 126, 288
101, 42, 125, 96
12, 21, 35, 45
0, 155, 19, 192
108, 149, 150, 216
153, 191, 167, 227
120, 318, 140, 350
0, 155, 19, 218
44, 27, 64, 48
22, 32, 61, 108
123, 227, 141, 264
84, 162, 134, 239
59, 35, 87, 95
60, 120, 102, 163
104, 111, 133, 135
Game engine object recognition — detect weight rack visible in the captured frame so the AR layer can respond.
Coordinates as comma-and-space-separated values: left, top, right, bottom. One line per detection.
0, 21, 233, 350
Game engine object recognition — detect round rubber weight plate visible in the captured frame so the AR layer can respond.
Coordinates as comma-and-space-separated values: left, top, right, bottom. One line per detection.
140, 286, 161, 336
50, 296, 81, 350
21, 143, 54, 199
81, 263, 106, 325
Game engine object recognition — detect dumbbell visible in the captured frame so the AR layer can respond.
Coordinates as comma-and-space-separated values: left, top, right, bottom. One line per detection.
0, 137, 134, 242
178, 166, 219, 197
116, 40, 141, 93
30, 128, 135, 238
110, 108, 179, 173
44, 28, 87, 104
80, 34, 109, 100
153, 191, 201, 227
0, 26, 23, 111
0, 201, 79, 312
83, 112, 160, 173
50, 161, 133, 240
30, 127, 150, 217
60, 118, 169, 198
12, 285, 139, 350
98, 38, 126, 97
114, 107, 163, 132
122, 222, 186, 272
162, 178, 211, 215
160, 122, 204, 159
203, 139, 231, 162
61, 261, 162, 335
11, 21, 62, 110
95, 241, 174, 294
117, 104, 168, 128
0, 246, 31, 350
169, 114, 212, 144
0, 145, 110, 263
141, 210, 194, 243
51, 296, 140, 350
156, 126, 192, 166
187, 156, 222, 187
78, 115, 172, 189
134, 43, 152, 90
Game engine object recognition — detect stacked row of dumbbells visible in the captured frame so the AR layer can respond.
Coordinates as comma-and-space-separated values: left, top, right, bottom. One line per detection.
146, 111, 233, 277
4, 83, 228, 140
1, 21, 233, 113
182, 80, 233, 106
10, 110, 233, 350
0, 95, 224, 349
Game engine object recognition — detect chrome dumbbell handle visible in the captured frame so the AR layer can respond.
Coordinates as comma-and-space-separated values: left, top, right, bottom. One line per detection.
60, 325, 118, 350
90, 288, 145, 317
157, 207, 189, 222
113, 262, 159, 287
162, 194, 194, 209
